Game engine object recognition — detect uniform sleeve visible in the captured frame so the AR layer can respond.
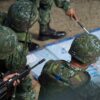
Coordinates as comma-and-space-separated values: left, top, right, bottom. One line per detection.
54, 0, 71, 11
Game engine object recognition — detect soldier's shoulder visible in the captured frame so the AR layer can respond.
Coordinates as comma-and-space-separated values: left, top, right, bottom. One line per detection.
44, 60, 69, 67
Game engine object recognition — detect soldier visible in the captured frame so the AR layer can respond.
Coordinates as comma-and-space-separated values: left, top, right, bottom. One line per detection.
38, 33, 100, 100
0, 25, 37, 100
0, 0, 39, 51
7, 0, 78, 40
38, 0, 78, 40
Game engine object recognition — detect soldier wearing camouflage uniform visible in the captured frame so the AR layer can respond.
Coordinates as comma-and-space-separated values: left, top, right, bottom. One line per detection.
0, 25, 36, 100
6, 0, 78, 40
38, 33, 100, 100
0, 1, 39, 51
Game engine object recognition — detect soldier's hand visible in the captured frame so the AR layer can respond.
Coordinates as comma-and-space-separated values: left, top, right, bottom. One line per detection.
66, 8, 79, 21
3, 73, 20, 87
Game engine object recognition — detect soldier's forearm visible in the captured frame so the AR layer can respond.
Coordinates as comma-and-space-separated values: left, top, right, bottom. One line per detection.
54, 0, 71, 11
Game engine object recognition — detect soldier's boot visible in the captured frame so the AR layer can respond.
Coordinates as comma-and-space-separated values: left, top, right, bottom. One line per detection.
28, 42, 39, 51
38, 23, 66, 41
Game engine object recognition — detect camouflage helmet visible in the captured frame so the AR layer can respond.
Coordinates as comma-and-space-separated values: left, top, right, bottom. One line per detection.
0, 25, 18, 59
7, 0, 38, 32
69, 33, 100, 64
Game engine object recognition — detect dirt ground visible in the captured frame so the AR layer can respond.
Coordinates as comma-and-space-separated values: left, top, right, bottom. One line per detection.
0, 0, 100, 45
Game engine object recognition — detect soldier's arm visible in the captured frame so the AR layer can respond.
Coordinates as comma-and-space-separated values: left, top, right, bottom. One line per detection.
54, 0, 79, 20
54, 0, 70, 11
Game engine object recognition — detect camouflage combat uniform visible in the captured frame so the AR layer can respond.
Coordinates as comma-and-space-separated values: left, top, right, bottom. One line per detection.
0, 0, 71, 43
0, 1, 38, 50
38, 33, 100, 100
38, 60, 90, 100
35, 0, 70, 26
69, 33, 100, 100
0, 25, 35, 100
15, 0, 70, 26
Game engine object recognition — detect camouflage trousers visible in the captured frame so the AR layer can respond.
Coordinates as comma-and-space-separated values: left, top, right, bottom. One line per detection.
31, 0, 54, 25
0, 0, 53, 29
32, 0, 70, 25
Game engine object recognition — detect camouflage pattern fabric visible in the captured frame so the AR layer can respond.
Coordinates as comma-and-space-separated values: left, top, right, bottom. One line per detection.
4, 43, 35, 100
38, 60, 90, 100
6, 0, 70, 42
0, 25, 35, 100
0, 12, 7, 25
6, 43, 27, 71
54, 0, 70, 11
38, 0, 70, 25
39, 0, 54, 25
4, 45, 35, 100
0, 25, 18, 59
15, 76, 35, 100
69, 33, 100, 64
8, 0, 70, 31
15, 31, 32, 44
7, 0, 38, 32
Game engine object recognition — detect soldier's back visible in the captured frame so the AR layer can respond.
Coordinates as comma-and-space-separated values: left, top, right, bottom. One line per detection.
38, 60, 90, 100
